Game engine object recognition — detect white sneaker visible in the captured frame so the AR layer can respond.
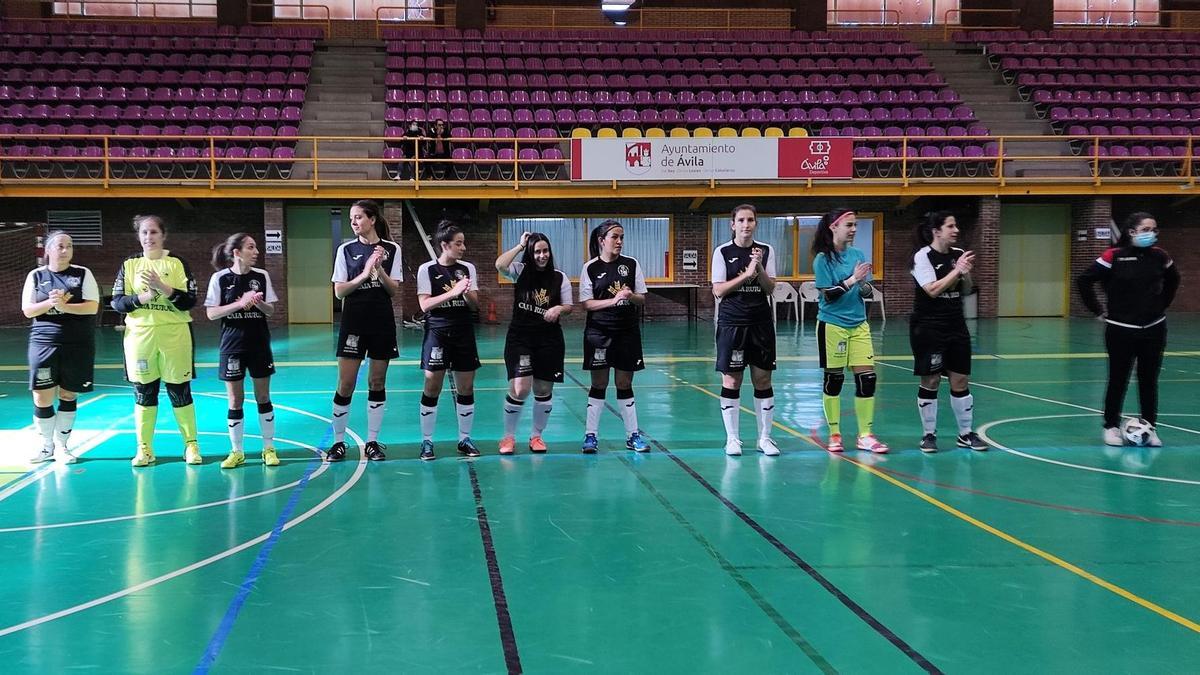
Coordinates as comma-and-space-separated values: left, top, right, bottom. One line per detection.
55, 447, 77, 464
1147, 427, 1162, 447
1103, 427, 1124, 446
29, 446, 54, 463
724, 438, 743, 456
757, 436, 780, 456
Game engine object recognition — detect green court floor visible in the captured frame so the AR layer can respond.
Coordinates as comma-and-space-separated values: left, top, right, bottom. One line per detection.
1, 317, 1198, 673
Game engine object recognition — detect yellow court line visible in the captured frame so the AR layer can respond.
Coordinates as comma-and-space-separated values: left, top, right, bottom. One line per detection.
675, 377, 1200, 635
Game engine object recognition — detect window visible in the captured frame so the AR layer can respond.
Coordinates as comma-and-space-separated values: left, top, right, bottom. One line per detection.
829, 0, 960, 25
273, 0, 433, 21
1054, 0, 1158, 25
54, 1, 216, 18
499, 215, 673, 282
709, 212, 882, 280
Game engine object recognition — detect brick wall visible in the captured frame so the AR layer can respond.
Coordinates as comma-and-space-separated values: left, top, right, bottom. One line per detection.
1069, 197, 1113, 317
1110, 195, 1200, 312
974, 197, 1000, 318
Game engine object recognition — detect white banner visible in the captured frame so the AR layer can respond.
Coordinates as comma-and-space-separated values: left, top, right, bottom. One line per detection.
570, 137, 779, 181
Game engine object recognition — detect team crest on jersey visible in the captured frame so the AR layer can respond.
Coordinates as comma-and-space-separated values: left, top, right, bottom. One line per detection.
249, 279, 261, 292
66, 276, 80, 288
532, 288, 550, 307
836, 340, 847, 354
345, 334, 359, 351
519, 354, 531, 368
593, 348, 607, 365
35, 368, 52, 385
430, 346, 444, 364
930, 352, 943, 370
226, 357, 241, 375
617, 264, 630, 277
453, 269, 466, 281
731, 350, 744, 367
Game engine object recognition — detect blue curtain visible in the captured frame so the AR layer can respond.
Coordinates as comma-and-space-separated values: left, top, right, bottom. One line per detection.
711, 215, 795, 277
500, 217, 587, 278
609, 216, 670, 279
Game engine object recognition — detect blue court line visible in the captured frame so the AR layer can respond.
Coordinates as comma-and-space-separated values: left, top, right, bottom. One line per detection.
193, 425, 331, 674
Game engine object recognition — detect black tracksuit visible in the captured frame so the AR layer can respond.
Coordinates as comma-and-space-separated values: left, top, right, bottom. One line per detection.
1077, 245, 1180, 427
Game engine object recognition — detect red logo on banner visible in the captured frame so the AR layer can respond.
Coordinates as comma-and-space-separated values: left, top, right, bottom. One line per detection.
778, 137, 853, 179
625, 142, 652, 175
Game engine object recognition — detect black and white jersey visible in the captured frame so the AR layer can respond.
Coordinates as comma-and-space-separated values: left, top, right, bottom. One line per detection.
23, 264, 99, 344
331, 238, 403, 332
711, 240, 776, 326
504, 261, 573, 330
416, 259, 479, 329
911, 245, 967, 323
204, 267, 278, 353
578, 255, 647, 331
1078, 246, 1180, 328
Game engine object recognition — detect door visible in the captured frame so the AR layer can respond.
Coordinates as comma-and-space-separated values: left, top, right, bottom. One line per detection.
998, 204, 1070, 317
285, 205, 343, 324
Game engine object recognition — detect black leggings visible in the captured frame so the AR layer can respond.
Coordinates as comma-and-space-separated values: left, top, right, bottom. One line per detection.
1104, 322, 1166, 427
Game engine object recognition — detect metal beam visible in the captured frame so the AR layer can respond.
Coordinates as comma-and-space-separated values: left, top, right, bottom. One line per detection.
895, 194, 919, 209
688, 196, 706, 210
175, 198, 193, 210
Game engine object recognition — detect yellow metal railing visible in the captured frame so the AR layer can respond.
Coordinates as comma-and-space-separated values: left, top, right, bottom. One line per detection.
3, 133, 1200, 191
250, 2, 331, 39
827, 9, 901, 27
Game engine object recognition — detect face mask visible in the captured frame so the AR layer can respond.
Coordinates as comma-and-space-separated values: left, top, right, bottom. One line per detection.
1132, 231, 1157, 248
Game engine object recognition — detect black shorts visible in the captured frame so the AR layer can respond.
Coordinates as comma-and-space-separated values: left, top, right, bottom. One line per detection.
337, 327, 399, 361
504, 326, 565, 381
218, 350, 276, 381
421, 325, 481, 372
910, 320, 972, 376
715, 322, 777, 373
29, 341, 95, 392
582, 325, 645, 372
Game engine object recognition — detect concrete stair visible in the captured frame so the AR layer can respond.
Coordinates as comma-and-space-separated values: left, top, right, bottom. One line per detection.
292, 40, 388, 181
921, 42, 1090, 178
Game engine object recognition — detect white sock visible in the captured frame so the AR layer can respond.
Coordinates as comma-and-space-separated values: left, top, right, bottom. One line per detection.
366, 390, 386, 443
950, 390, 974, 435
34, 406, 56, 450
502, 395, 524, 437
420, 395, 438, 441
585, 394, 604, 435
719, 388, 740, 441
227, 409, 245, 452
456, 395, 475, 441
55, 402, 77, 450
257, 403, 275, 449
331, 395, 351, 444
754, 389, 775, 440
532, 394, 553, 436
917, 387, 939, 435
617, 389, 638, 437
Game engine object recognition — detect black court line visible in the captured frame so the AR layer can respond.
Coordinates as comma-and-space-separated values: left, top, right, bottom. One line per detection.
563, 371, 941, 674
616, 454, 837, 673
466, 462, 523, 675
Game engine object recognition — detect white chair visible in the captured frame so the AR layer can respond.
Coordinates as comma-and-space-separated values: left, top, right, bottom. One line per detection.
772, 281, 799, 322
864, 285, 886, 327
797, 281, 819, 323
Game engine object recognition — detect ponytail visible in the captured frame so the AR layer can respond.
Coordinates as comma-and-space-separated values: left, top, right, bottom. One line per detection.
351, 199, 390, 241
212, 232, 253, 270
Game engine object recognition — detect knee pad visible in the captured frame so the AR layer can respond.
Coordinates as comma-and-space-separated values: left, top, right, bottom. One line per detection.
134, 380, 161, 407
588, 386, 607, 400
854, 371, 877, 398
165, 382, 193, 408
822, 371, 845, 397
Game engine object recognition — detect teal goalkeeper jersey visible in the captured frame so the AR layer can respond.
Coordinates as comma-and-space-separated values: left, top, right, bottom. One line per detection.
814, 247, 869, 328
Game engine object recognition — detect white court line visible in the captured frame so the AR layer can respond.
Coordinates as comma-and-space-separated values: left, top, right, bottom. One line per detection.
0, 395, 121, 503
0, 423, 367, 638
977, 413, 1200, 486
0, 431, 326, 534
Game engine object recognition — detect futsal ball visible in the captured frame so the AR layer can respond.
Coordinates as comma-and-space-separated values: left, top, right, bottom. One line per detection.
1122, 417, 1153, 447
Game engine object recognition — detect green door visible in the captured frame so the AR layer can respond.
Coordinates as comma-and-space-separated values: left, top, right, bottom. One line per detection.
285, 205, 343, 324
998, 204, 1070, 317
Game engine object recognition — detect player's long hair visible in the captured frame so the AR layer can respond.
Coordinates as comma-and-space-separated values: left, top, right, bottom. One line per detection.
589, 219, 623, 259
515, 232, 560, 306
211, 233, 254, 271
810, 208, 854, 263
1118, 211, 1155, 248
352, 199, 390, 242
434, 219, 463, 254
910, 211, 955, 270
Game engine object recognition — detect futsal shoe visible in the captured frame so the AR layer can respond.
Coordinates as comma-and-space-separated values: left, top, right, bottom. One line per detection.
364, 441, 387, 461
262, 447, 280, 466
498, 436, 516, 455
419, 440, 436, 461
919, 434, 938, 453
528, 436, 547, 453
626, 432, 650, 453
825, 433, 844, 453
29, 446, 54, 464
724, 438, 743, 456
325, 441, 347, 462
131, 444, 156, 467
457, 437, 481, 458
220, 451, 245, 469
184, 441, 203, 465
757, 437, 781, 456
856, 434, 889, 454
55, 447, 77, 464
1147, 427, 1162, 447
1103, 426, 1124, 446
956, 432, 989, 451
581, 433, 599, 454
